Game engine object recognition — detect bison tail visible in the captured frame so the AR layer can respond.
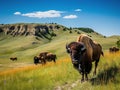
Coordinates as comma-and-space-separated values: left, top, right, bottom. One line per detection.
101, 51, 104, 57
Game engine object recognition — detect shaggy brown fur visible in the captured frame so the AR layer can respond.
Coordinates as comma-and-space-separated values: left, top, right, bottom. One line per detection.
39, 52, 49, 64
46, 53, 56, 63
77, 34, 103, 61
77, 34, 103, 74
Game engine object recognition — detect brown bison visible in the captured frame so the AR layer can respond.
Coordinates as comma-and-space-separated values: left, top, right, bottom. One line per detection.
38, 52, 57, 64
10, 57, 17, 61
66, 34, 104, 82
109, 46, 119, 52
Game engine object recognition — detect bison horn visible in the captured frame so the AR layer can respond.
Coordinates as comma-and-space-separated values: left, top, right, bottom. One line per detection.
66, 44, 71, 53
81, 43, 86, 52
81, 45, 86, 51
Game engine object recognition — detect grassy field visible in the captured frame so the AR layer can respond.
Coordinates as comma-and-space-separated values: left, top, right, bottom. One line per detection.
0, 52, 120, 90
0, 28, 120, 90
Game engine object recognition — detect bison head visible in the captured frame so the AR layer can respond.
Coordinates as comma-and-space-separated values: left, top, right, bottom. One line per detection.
66, 42, 86, 64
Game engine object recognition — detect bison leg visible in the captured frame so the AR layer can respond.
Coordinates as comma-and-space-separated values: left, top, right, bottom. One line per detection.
41, 59, 46, 65
53, 59, 56, 63
80, 68, 85, 82
93, 60, 99, 76
81, 73, 85, 82
85, 73, 88, 81
43, 59, 46, 64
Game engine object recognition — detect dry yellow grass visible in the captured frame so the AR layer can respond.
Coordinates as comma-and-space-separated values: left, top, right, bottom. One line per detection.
0, 51, 119, 76
0, 58, 70, 76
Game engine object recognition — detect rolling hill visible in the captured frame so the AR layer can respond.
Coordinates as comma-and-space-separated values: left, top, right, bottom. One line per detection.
0, 23, 119, 71
0, 23, 120, 90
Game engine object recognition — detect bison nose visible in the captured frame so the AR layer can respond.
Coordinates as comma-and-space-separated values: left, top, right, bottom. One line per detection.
72, 59, 78, 64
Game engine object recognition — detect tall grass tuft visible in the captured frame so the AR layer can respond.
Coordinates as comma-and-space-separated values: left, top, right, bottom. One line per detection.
90, 51, 120, 85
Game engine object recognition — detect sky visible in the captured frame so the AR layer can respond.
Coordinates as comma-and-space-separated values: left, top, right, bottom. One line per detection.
0, 0, 120, 36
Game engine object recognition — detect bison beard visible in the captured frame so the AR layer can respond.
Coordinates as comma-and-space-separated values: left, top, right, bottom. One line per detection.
66, 34, 103, 82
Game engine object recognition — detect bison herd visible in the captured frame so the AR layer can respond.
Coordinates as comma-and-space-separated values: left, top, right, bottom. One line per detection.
34, 52, 57, 65
9, 33, 119, 83
109, 46, 119, 52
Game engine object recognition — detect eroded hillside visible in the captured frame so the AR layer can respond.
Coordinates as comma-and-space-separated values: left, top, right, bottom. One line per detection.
0, 23, 66, 38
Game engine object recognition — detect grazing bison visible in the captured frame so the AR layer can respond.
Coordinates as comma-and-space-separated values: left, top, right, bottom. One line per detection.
39, 52, 57, 64
10, 57, 17, 61
109, 46, 119, 52
66, 34, 104, 82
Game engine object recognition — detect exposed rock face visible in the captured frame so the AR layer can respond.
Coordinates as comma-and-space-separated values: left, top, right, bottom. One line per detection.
0, 23, 63, 37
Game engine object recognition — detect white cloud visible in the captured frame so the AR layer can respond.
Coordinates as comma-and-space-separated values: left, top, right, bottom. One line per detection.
14, 12, 21, 15
75, 9, 82, 12
14, 10, 63, 18
63, 15, 77, 19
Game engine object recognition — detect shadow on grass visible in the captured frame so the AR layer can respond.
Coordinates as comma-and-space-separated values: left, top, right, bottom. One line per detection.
90, 65, 119, 85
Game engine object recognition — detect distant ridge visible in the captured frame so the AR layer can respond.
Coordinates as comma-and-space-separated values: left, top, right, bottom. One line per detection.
0, 23, 66, 37
0, 23, 105, 39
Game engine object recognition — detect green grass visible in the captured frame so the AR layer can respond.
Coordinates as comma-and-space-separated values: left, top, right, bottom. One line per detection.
0, 52, 120, 90
0, 29, 120, 90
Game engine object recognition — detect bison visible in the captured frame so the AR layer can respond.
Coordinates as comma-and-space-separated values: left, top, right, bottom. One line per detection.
10, 57, 17, 61
38, 52, 57, 64
66, 34, 104, 82
109, 46, 119, 52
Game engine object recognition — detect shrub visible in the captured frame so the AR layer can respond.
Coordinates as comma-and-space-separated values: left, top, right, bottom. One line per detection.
116, 39, 120, 48
77, 31, 81, 34
50, 32, 57, 37
77, 28, 94, 33
69, 30, 72, 33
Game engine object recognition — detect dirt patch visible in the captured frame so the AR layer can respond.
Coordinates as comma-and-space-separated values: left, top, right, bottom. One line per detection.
54, 80, 80, 90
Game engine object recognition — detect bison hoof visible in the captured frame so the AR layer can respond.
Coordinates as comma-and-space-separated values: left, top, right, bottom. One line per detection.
81, 79, 84, 83
93, 72, 96, 76
85, 78, 88, 81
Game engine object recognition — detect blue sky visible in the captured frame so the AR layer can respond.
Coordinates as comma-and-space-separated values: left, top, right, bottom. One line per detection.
0, 0, 120, 36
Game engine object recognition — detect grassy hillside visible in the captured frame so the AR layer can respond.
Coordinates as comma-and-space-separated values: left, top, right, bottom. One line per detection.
0, 24, 119, 70
0, 23, 120, 90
